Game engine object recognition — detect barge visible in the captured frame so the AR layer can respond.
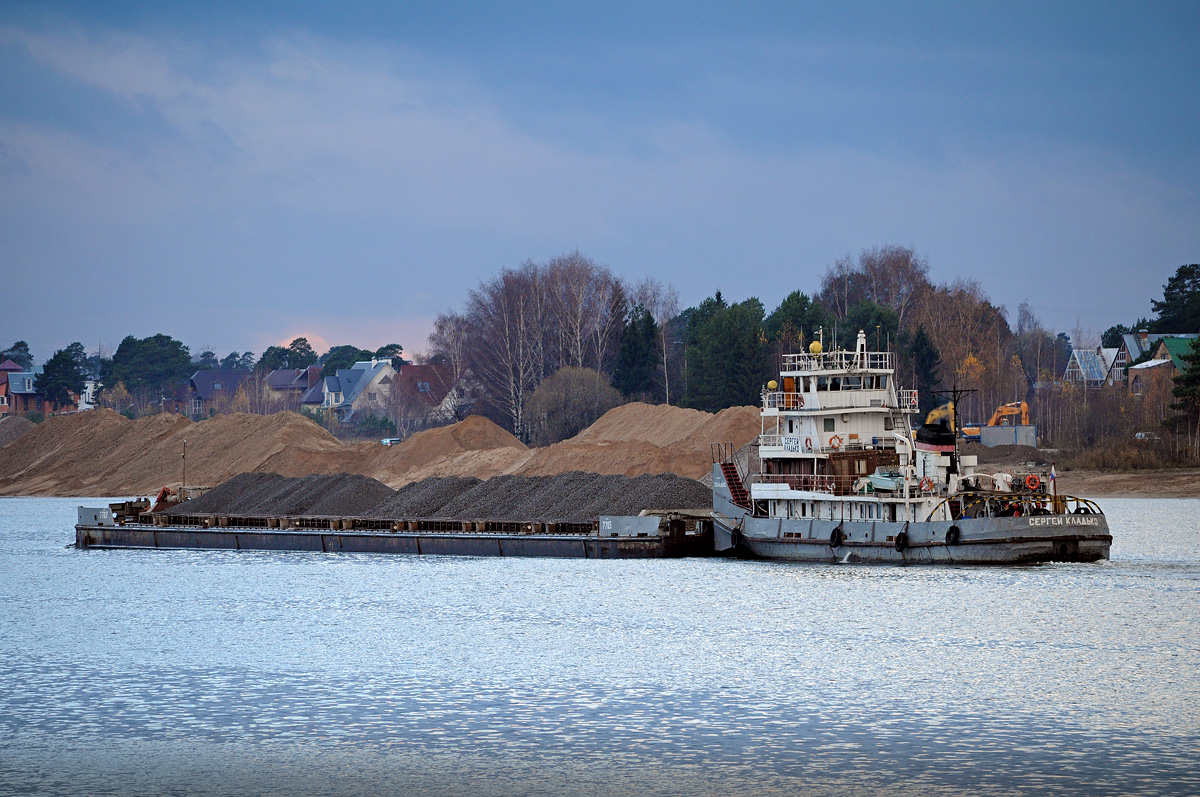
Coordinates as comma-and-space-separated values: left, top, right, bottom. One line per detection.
75, 502, 713, 559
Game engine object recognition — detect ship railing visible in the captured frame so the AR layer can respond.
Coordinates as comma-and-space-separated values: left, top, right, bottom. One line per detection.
932, 493, 1105, 522
759, 434, 899, 454
762, 391, 806, 410
755, 473, 939, 498
781, 350, 894, 373
898, 389, 919, 413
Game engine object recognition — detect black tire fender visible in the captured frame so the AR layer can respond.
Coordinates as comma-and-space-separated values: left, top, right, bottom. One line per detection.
894, 530, 908, 552
830, 526, 844, 548
946, 525, 961, 545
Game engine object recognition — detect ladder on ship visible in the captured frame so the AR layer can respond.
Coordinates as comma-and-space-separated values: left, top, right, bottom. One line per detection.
711, 442, 751, 509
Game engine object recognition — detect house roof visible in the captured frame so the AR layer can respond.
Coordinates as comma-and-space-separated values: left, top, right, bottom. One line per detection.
0, 359, 23, 372
1069, 349, 1112, 382
339, 360, 392, 406
394, 363, 453, 406
299, 382, 325, 405
266, 368, 301, 390
1160, 337, 1198, 372
189, 369, 250, 401
8, 371, 38, 394
1128, 358, 1172, 371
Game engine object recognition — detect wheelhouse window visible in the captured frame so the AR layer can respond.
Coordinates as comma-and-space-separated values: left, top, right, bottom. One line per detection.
823, 418, 835, 432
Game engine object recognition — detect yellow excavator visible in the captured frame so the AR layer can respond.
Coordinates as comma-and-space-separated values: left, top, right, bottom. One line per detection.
928, 401, 1030, 441
960, 401, 1030, 442
924, 401, 956, 432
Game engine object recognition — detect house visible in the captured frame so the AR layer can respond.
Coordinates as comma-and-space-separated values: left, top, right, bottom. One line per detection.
0, 359, 21, 416
1116, 331, 1199, 382
1152, 337, 1198, 373
4, 368, 79, 415
1063, 346, 1120, 387
1128, 359, 1173, 396
187, 369, 251, 418
304, 359, 397, 423
265, 366, 322, 405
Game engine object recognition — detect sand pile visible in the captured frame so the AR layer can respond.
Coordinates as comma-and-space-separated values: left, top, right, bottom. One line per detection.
0, 416, 35, 449
364, 415, 530, 485
0, 402, 759, 496
961, 442, 1048, 466
514, 403, 760, 479
0, 410, 351, 496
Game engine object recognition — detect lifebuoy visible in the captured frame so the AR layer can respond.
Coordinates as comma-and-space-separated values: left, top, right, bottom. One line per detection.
1025, 474, 1040, 491
919, 477, 934, 492
894, 531, 908, 552
830, 526, 844, 548
797, 394, 805, 408
829, 435, 843, 449
804, 437, 813, 452
946, 525, 961, 545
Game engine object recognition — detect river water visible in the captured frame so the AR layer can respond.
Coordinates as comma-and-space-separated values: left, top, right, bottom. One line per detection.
0, 496, 1197, 796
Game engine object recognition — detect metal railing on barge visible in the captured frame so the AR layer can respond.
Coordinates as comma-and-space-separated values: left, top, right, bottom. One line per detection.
781, 350, 894, 373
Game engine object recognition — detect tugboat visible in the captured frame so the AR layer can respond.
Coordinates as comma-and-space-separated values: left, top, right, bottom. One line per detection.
711, 331, 1111, 564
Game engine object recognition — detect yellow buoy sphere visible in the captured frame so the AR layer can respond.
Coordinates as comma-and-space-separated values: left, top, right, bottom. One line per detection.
809, 340, 823, 354
767, 380, 778, 390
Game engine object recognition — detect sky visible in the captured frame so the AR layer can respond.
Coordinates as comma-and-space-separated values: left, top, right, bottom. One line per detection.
1, 1, 1197, 365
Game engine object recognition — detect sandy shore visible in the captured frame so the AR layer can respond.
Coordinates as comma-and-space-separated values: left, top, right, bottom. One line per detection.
1055, 468, 1200, 498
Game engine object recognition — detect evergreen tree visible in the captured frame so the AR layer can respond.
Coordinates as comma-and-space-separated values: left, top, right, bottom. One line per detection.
1168, 338, 1200, 456
36, 342, 87, 409
907, 326, 942, 415
287, 337, 319, 368
683, 298, 771, 412
1150, 264, 1200, 333
1, 340, 33, 369
763, 290, 829, 349
612, 306, 659, 397
195, 350, 219, 369
103, 334, 192, 393
320, 345, 376, 378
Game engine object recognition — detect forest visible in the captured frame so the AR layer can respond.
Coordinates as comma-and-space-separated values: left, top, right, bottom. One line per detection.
8, 250, 1200, 462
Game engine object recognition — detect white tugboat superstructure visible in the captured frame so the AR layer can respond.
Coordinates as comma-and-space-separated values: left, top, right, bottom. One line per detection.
712, 330, 1111, 564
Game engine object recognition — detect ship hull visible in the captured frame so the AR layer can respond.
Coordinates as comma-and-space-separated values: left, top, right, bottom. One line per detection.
719, 514, 1110, 565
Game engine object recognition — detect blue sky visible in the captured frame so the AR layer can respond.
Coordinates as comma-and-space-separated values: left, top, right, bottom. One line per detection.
1, 1, 1197, 364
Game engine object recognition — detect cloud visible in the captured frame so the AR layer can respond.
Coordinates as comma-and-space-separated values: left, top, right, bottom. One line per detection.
0, 20, 1196, 363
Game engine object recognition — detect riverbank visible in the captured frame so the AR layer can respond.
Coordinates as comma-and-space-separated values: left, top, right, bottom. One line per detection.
1056, 468, 1200, 498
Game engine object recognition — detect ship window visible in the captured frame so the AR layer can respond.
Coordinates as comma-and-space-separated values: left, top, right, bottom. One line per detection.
843, 376, 861, 390
878, 375, 887, 388
884, 416, 894, 431
817, 377, 828, 390
828, 377, 841, 391
788, 419, 795, 434
824, 418, 835, 432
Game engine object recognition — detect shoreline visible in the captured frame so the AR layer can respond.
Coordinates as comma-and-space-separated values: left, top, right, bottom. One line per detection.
5, 467, 1199, 500
1054, 468, 1200, 498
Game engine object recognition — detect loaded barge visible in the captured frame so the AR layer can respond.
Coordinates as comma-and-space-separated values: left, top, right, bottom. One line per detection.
75, 496, 712, 559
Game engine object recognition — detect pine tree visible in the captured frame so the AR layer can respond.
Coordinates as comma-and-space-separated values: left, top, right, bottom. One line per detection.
612, 306, 659, 397
1168, 338, 1200, 457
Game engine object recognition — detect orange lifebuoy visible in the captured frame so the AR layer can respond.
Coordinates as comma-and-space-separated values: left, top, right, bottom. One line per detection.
920, 477, 934, 492
1025, 474, 1040, 491
828, 435, 842, 449
804, 437, 813, 452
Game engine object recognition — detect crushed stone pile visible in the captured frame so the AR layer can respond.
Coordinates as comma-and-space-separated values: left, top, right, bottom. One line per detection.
430, 471, 711, 521
365, 476, 483, 518
168, 470, 710, 522
0, 416, 35, 449
166, 472, 394, 517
